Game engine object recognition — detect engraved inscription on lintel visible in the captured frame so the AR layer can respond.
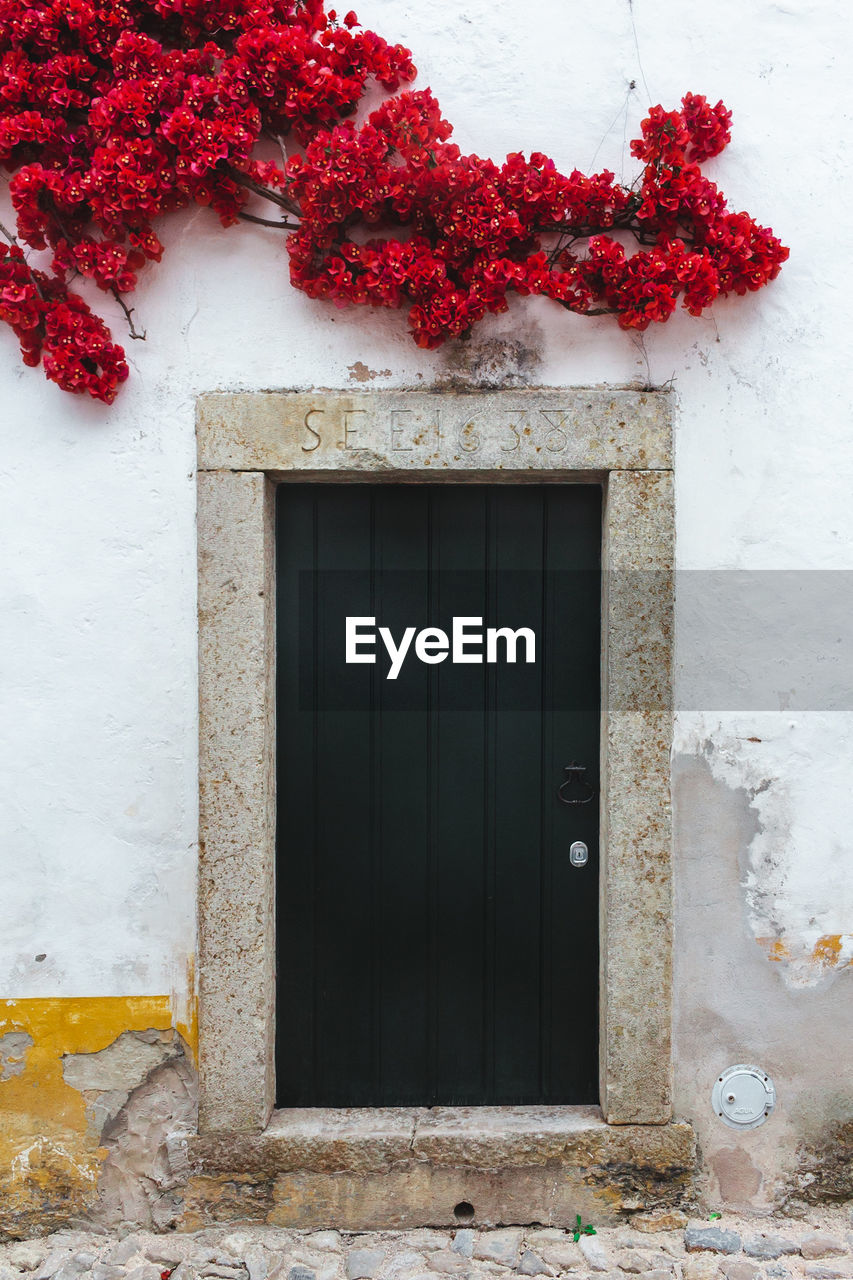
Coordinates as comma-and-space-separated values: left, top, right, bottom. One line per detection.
298, 403, 575, 459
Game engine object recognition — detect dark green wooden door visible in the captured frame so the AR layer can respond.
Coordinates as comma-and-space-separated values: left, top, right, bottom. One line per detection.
276, 483, 601, 1106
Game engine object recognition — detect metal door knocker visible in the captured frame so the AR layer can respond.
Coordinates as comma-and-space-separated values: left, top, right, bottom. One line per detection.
557, 762, 596, 806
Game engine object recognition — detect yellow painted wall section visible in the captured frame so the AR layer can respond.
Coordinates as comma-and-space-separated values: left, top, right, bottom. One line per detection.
0, 995, 197, 1236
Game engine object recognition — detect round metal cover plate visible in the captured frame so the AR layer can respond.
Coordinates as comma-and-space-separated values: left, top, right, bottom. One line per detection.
712, 1063, 776, 1129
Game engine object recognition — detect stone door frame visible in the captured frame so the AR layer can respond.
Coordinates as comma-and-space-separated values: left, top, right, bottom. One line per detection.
196, 388, 674, 1134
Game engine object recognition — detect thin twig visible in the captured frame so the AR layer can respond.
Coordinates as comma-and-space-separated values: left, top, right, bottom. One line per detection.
588, 83, 635, 174
237, 210, 299, 230
620, 82, 636, 184
111, 287, 146, 340
0, 218, 17, 244
632, 330, 652, 386
628, 0, 654, 106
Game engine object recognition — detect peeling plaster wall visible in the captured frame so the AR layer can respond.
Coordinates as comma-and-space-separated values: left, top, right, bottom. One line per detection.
1, 0, 852, 1224
0, 1001, 196, 1237
672, 720, 853, 1211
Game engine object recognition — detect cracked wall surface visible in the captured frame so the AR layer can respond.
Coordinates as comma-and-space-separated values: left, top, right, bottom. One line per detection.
96, 1042, 197, 1231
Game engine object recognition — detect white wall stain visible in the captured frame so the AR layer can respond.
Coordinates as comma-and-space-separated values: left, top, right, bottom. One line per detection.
11, 1138, 98, 1184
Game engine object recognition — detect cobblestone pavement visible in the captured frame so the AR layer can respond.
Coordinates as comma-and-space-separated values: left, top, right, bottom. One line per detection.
2, 1212, 852, 1280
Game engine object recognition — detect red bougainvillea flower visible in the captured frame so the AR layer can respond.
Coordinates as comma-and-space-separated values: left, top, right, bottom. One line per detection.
0, 0, 787, 403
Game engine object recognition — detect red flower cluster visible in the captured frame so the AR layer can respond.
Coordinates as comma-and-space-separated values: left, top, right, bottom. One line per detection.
287, 88, 788, 346
0, 0, 788, 401
0, 241, 127, 400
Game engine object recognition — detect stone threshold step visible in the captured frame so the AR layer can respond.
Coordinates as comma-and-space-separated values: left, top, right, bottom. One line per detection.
182, 1107, 696, 1231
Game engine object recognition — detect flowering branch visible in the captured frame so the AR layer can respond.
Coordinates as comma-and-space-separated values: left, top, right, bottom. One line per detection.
0, 0, 788, 404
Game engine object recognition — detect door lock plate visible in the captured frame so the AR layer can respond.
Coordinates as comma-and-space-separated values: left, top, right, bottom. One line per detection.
569, 841, 589, 867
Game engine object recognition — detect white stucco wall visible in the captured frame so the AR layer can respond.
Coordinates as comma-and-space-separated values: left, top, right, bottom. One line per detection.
1, 0, 850, 1207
